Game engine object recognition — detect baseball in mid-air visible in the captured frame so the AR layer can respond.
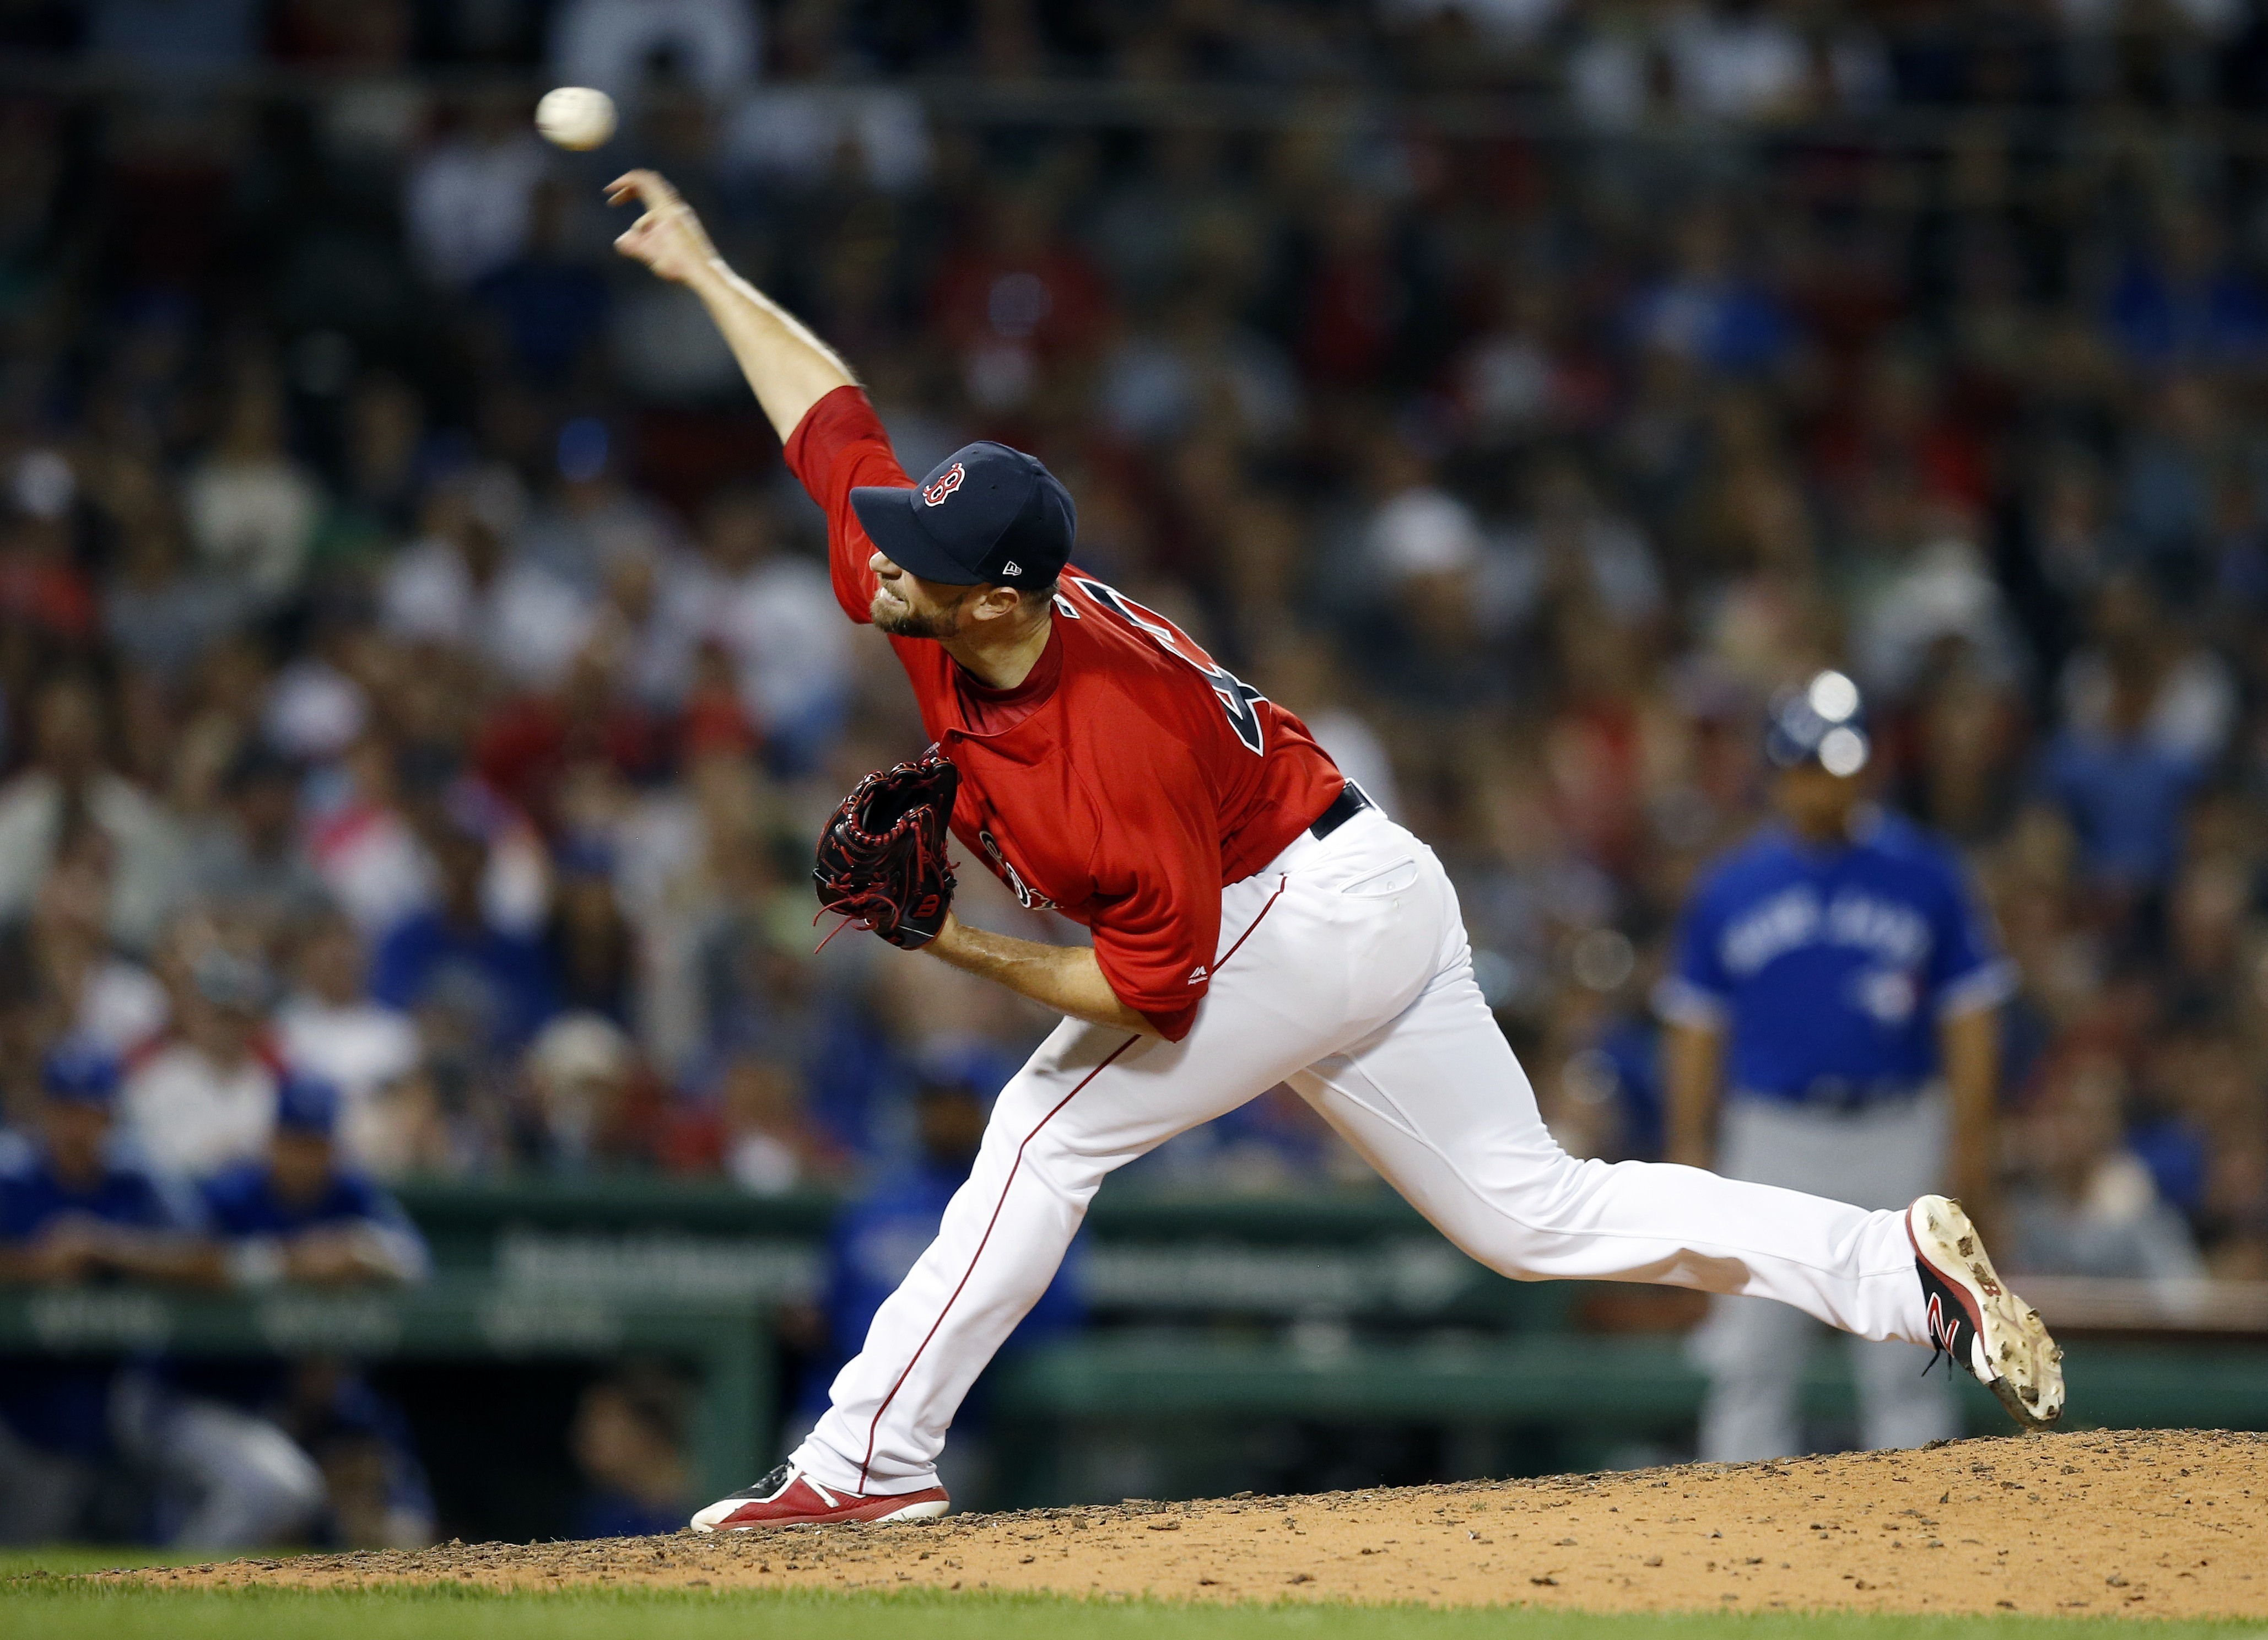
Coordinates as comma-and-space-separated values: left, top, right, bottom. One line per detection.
536, 86, 616, 151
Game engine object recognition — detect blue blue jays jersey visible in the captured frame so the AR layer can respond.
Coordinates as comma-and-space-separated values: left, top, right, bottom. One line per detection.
1659, 813, 2012, 1104
0, 1146, 204, 1457
197, 1162, 431, 1303
0, 1147, 198, 1239
200, 1161, 422, 1245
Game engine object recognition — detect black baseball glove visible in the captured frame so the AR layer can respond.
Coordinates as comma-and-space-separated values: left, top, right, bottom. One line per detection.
812, 745, 960, 950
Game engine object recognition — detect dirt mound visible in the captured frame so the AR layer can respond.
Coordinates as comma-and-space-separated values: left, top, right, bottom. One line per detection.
129, 1429, 2266, 1615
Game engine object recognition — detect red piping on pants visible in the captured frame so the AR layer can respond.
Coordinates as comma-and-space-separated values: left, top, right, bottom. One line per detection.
855, 874, 1290, 1491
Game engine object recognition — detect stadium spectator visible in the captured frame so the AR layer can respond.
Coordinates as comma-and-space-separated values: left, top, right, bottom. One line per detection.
521, 1012, 667, 1172
2038, 581, 2219, 902
381, 470, 594, 690
120, 947, 282, 1181
104, 502, 246, 679
0, 827, 169, 1062
370, 811, 556, 1059
2001, 1050, 2207, 1282
472, 639, 672, 834
549, 0, 761, 110
660, 1051, 838, 1194
402, 93, 548, 291
687, 484, 852, 764
540, 837, 639, 1024
0, 675, 186, 953
568, 1365, 695, 1539
182, 368, 322, 608
274, 910, 422, 1167
182, 747, 331, 942
473, 180, 614, 392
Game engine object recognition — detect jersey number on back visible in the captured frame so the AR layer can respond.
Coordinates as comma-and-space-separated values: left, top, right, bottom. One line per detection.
1066, 576, 1268, 756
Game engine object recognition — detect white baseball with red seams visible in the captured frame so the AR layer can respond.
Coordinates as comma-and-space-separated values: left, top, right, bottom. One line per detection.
788, 806, 1936, 1500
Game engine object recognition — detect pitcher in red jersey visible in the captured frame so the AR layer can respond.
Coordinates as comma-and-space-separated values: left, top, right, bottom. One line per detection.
602, 171, 2063, 1533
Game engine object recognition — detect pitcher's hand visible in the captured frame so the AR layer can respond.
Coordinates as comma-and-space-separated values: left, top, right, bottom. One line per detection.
607, 169, 719, 285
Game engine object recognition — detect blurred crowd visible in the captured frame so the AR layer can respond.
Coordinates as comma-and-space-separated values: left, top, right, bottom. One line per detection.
0, 0, 2266, 1514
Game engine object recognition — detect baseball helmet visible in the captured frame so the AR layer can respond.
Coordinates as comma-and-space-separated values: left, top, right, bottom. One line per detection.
1763, 669, 1870, 777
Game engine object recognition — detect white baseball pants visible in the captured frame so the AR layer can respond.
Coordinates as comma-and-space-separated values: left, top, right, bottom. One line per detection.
792, 810, 1934, 1496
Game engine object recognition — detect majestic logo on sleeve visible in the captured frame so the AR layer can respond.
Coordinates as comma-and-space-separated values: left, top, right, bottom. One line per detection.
922, 463, 966, 506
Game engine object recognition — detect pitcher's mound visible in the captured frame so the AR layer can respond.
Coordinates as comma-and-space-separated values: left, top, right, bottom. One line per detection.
144, 1428, 2265, 1615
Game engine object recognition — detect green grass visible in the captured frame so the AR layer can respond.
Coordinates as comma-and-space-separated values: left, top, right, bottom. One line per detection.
1, 1549, 251, 1577
2, 1571, 2265, 1640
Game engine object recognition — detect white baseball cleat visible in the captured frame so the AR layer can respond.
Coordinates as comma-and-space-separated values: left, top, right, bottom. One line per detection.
689, 1462, 950, 1532
1907, 1194, 2065, 1429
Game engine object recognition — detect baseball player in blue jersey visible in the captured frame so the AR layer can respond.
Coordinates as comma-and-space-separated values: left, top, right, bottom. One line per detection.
1660, 671, 2018, 1459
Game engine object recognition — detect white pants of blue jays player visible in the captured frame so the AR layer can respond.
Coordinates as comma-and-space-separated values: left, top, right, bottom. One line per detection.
111, 1371, 327, 1548
0, 1372, 325, 1547
791, 809, 1939, 1497
1690, 1092, 1957, 1460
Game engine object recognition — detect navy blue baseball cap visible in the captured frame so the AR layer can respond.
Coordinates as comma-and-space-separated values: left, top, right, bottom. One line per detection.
850, 443, 1076, 591
42, 1037, 118, 1106
1764, 669, 1871, 776
274, 1070, 342, 1137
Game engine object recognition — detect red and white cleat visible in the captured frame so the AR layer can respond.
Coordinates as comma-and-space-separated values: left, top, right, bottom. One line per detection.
1908, 1194, 2065, 1429
688, 1463, 950, 1533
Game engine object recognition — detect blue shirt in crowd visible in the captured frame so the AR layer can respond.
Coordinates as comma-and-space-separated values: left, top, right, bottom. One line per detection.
2039, 730, 2205, 891
370, 911, 557, 1053
1659, 812, 2013, 1105
0, 1146, 202, 1456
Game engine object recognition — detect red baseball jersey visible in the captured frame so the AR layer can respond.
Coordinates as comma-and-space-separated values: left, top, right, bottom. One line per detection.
785, 386, 1344, 1039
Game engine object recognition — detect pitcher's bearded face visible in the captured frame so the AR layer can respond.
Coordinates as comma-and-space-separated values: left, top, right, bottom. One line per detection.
870, 557, 978, 639
872, 580, 970, 639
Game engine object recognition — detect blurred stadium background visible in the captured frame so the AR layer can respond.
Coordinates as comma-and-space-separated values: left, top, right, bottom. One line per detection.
2, 0, 2268, 1553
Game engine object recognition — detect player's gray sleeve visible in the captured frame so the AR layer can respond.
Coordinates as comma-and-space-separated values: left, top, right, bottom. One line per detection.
1934, 957, 2018, 1018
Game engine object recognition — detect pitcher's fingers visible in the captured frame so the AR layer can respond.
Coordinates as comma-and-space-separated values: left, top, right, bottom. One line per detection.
604, 169, 677, 208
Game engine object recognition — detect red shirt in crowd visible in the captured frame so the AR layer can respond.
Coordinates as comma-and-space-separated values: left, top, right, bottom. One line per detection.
784, 386, 1344, 1039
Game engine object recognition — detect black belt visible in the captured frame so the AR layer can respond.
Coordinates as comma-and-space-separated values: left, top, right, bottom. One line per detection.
1310, 781, 1374, 840
1738, 1081, 1929, 1115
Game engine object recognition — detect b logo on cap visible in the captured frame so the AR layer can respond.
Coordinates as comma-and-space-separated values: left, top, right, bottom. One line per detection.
922, 463, 965, 507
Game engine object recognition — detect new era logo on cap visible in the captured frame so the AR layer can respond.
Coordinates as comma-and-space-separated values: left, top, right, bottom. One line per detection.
850, 441, 1076, 590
